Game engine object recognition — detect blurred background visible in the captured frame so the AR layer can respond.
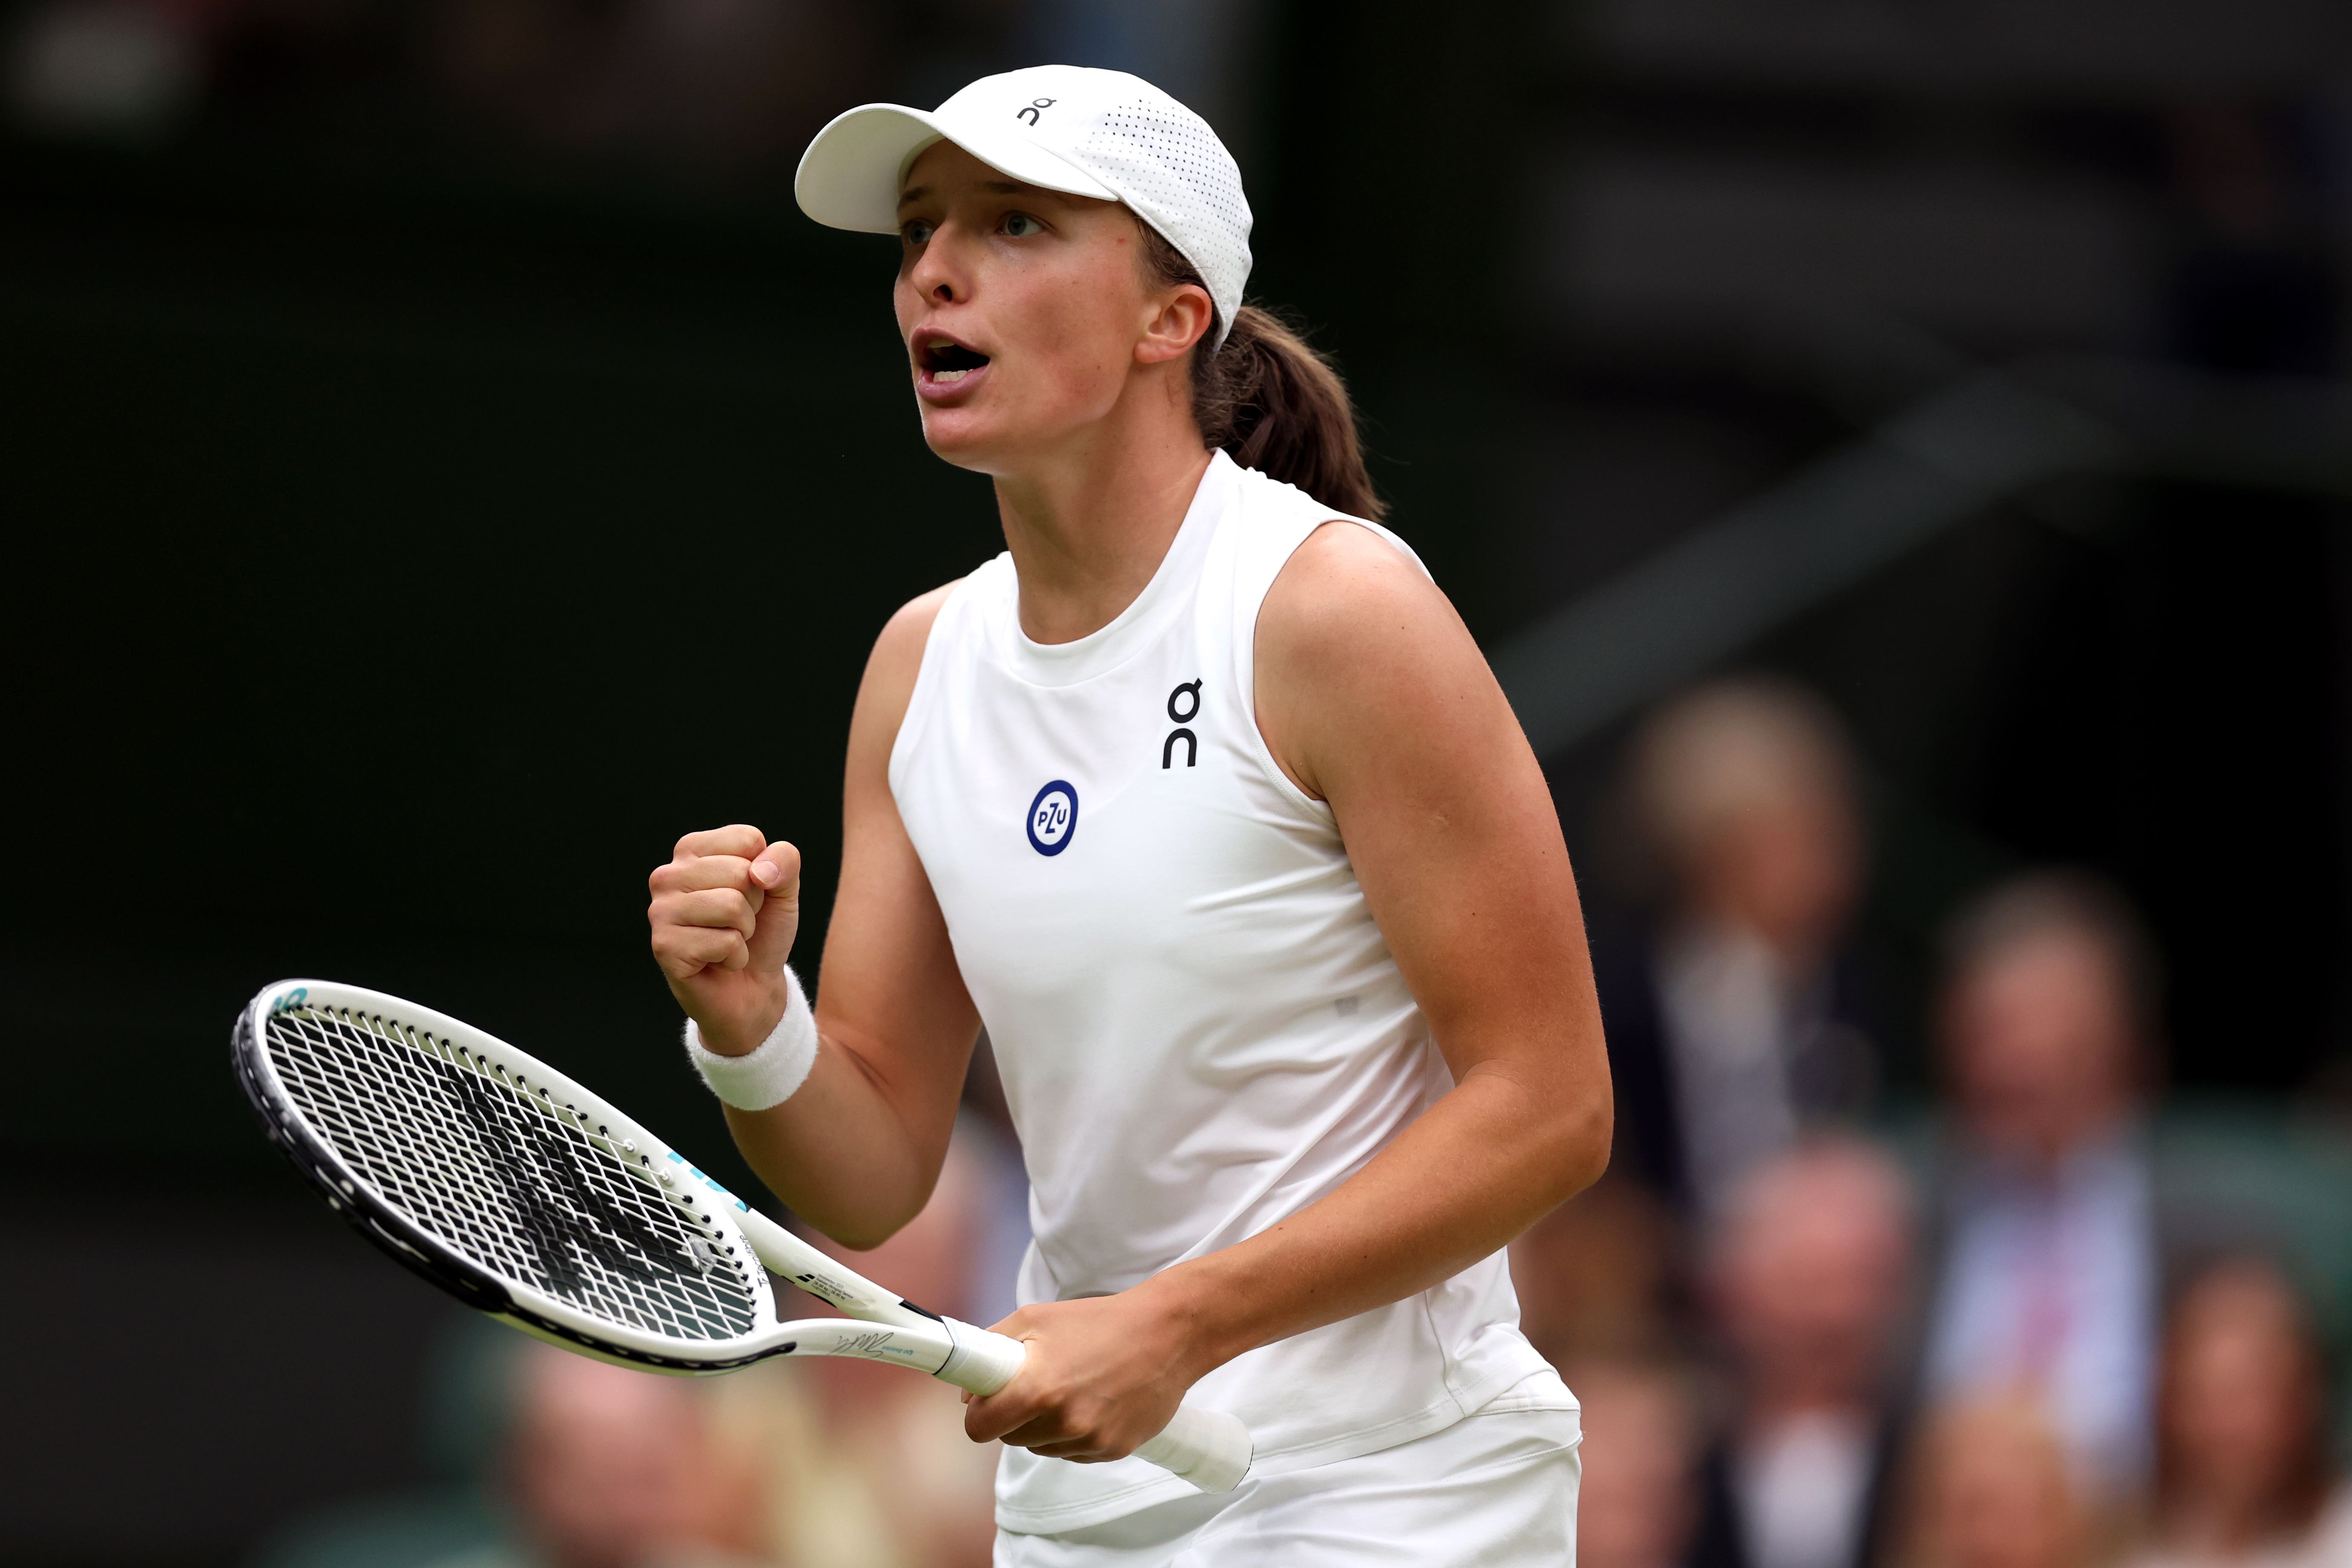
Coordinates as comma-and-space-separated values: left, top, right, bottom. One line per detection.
4, 0, 2350, 1563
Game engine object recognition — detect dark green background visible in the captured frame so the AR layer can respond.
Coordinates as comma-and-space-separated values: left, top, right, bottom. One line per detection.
3, 2, 2349, 1561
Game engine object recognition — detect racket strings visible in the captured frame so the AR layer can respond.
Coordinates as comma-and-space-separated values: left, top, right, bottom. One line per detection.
265, 1007, 758, 1342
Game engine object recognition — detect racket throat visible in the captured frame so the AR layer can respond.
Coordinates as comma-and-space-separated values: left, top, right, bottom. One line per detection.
770, 1317, 957, 1377
734, 1205, 931, 1326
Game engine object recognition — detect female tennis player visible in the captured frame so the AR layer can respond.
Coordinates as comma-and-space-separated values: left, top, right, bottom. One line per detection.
647, 65, 1611, 1561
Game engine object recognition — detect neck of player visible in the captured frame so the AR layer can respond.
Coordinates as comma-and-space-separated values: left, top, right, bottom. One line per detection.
992, 372, 1213, 648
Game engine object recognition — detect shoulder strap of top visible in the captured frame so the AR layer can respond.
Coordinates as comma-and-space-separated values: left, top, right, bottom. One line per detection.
1218, 464, 1431, 632
1222, 465, 1430, 606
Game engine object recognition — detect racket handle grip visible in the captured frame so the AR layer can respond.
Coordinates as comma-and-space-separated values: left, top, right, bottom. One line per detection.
934, 1317, 1026, 1394
934, 1320, 1254, 1494
1135, 1404, 1253, 1494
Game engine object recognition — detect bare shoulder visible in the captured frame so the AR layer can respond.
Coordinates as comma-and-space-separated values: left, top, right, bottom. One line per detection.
860, 580, 961, 702
1257, 522, 1498, 801
1260, 521, 1452, 653
1260, 522, 1481, 703
849, 580, 963, 766
870, 580, 960, 675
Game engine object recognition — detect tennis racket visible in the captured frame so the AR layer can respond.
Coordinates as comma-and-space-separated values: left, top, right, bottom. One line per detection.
232, 978, 1252, 1493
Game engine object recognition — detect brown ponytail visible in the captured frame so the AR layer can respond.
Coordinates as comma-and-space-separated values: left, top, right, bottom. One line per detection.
1138, 224, 1386, 522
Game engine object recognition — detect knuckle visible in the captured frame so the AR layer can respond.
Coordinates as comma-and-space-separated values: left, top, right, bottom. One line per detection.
686, 857, 745, 893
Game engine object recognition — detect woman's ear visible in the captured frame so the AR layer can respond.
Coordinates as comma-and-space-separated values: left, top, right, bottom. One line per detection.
1136, 284, 1215, 366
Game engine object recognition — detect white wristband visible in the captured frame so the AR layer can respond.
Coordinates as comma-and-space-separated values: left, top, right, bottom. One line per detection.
684, 967, 818, 1111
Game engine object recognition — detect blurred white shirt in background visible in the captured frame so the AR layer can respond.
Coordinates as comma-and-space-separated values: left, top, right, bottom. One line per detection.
1657, 922, 1801, 1216
1736, 1410, 1876, 1568
1922, 1130, 2156, 1497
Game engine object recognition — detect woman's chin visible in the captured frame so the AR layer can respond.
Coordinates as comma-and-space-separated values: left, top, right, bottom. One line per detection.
918, 409, 1012, 472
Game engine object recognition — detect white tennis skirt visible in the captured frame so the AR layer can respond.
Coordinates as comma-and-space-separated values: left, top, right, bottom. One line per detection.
995, 1373, 1582, 1567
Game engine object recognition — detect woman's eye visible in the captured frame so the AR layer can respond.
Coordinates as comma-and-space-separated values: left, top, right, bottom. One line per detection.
1002, 212, 1043, 238
903, 219, 934, 245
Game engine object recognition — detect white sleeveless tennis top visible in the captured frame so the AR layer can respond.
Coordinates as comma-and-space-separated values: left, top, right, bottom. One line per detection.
887, 452, 1556, 1534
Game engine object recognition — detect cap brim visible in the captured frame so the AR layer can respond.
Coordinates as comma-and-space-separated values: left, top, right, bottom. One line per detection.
795, 102, 1120, 234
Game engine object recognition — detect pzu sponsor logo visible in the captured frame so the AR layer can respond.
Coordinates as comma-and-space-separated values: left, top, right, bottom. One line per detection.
1027, 780, 1078, 856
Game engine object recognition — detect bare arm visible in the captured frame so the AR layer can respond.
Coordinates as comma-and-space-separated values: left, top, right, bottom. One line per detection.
964, 522, 1612, 1458
646, 585, 977, 1247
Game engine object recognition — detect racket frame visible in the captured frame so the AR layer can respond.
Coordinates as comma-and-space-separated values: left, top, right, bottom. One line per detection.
236, 978, 1249, 1490
239, 978, 798, 1372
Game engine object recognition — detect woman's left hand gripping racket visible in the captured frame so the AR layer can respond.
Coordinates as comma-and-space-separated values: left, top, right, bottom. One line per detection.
232, 979, 1252, 1493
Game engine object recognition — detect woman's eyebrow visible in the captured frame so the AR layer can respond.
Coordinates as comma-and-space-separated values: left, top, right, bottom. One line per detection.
899, 179, 1044, 210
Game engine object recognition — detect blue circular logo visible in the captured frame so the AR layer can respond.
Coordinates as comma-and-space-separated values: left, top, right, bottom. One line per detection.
1026, 780, 1078, 856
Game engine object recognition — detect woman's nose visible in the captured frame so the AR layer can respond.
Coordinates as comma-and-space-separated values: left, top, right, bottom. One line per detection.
909, 232, 965, 305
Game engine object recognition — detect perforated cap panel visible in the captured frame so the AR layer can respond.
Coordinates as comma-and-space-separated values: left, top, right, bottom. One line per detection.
261, 1004, 761, 1343
1071, 88, 1253, 345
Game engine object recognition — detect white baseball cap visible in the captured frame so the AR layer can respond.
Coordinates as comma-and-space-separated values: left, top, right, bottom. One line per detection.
794, 65, 1253, 349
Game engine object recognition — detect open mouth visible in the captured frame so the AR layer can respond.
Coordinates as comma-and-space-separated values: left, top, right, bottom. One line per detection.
917, 335, 991, 383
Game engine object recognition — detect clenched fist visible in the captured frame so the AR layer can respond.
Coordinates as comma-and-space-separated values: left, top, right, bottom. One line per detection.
648, 825, 801, 1056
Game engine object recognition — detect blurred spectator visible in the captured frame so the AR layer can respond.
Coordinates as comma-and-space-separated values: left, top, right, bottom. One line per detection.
477, 1345, 769, 1568
257, 1116, 1017, 1568
2127, 1257, 2352, 1568
1918, 872, 2164, 1502
1689, 1138, 1916, 1568
1597, 676, 1881, 1219
1570, 1357, 1708, 1568
443, 1117, 1009, 1568
1512, 1176, 1681, 1367
1888, 1398, 2095, 1568
723, 1115, 1007, 1568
